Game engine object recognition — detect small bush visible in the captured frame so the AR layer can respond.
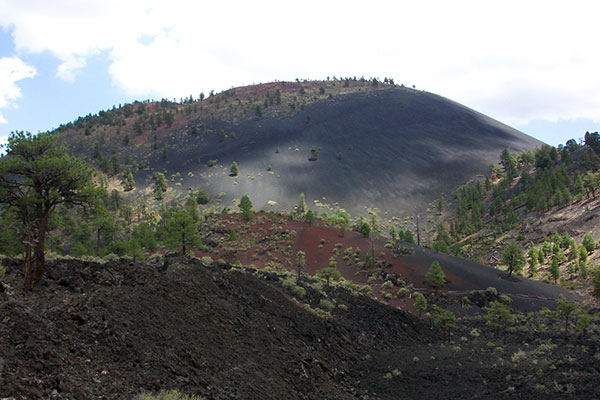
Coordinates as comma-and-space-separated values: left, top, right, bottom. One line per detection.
137, 389, 206, 400
304, 304, 332, 319
319, 298, 335, 311
280, 277, 306, 298
381, 280, 394, 290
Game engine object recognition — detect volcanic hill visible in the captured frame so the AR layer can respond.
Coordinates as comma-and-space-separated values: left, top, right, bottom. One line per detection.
56, 79, 542, 217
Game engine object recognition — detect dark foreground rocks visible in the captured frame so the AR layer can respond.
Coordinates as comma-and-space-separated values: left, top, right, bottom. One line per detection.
1, 257, 599, 399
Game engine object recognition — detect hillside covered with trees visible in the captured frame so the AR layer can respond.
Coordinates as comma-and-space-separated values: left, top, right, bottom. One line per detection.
431, 132, 600, 300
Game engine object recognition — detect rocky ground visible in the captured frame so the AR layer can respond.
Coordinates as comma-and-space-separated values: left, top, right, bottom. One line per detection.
1, 256, 600, 399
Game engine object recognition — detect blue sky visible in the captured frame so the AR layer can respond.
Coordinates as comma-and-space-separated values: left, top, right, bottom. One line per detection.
1, 1, 598, 148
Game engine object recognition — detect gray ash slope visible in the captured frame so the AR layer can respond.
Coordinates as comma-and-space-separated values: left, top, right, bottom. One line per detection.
140, 85, 542, 216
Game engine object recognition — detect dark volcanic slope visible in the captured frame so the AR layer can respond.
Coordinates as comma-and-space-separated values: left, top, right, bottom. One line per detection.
155, 86, 541, 216
2, 258, 598, 400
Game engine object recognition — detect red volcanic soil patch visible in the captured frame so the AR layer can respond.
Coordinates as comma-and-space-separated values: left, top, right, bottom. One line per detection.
195, 213, 574, 314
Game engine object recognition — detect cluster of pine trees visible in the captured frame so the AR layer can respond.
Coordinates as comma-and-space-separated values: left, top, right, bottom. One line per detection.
434, 132, 600, 294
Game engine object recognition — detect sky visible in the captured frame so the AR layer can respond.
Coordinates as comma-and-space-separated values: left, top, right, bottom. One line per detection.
0, 0, 599, 148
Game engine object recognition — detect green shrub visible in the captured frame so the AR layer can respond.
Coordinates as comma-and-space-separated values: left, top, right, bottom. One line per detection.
381, 280, 394, 290
200, 256, 213, 265
303, 304, 332, 319
319, 298, 335, 310
431, 305, 458, 329
280, 276, 307, 298
137, 389, 206, 400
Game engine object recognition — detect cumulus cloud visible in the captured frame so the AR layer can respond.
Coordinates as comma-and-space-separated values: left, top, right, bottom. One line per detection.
0, 0, 599, 125
0, 56, 37, 123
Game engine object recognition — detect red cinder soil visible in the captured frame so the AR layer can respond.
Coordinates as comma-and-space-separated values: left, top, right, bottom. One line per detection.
195, 213, 576, 315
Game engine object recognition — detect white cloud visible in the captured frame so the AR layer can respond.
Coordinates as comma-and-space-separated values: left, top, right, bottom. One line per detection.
0, 0, 599, 125
0, 56, 37, 123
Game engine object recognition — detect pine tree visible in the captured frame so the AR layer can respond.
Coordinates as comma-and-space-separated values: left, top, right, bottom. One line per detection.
295, 192, 307, 215
426, 260, 446, 289
230, 161, 239, 176
389, 225, 398, 240
574, 174, 585, 199
123, 167, 135, 191
238, 195, 253, 220
583, 233, 597, 253
413, 292, 427, 316
556, 295, 577, 340
184, 195, 199, 221
593, 266, 600, 298
0, 131, 98, 290
304, 210, 315, 226
316, 266, 340, 286
549, 257, 560, 283
484, 301, 514, 335
436, 193, 445, 214
153, 172, 167, 200
165, 209, 200, 255
502, 243, 526, 277
528, 244, 538, 276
